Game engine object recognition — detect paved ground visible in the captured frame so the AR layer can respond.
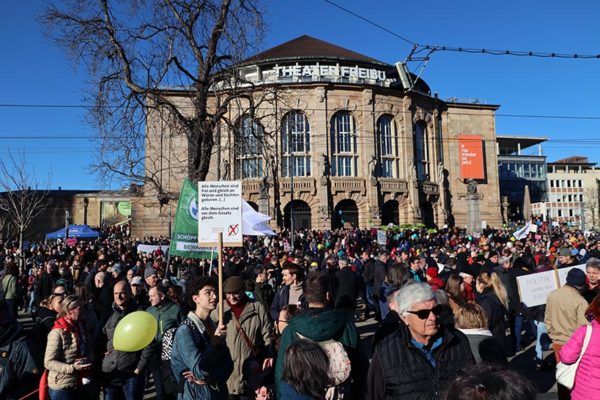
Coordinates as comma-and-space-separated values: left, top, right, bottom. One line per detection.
19, 309, 559, 399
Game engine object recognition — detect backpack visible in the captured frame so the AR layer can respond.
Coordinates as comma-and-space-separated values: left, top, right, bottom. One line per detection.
296, 333, 352, 399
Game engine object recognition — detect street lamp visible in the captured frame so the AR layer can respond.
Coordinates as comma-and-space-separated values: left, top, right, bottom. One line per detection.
288, 121, 295, 248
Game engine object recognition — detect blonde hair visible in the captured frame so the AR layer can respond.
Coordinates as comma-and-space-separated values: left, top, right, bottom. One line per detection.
455, 303, 489, 330
476, 272, 509, 310
58, 295, 84, 318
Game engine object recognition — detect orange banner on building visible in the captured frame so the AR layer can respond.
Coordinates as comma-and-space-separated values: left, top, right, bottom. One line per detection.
458, 135, 485, 179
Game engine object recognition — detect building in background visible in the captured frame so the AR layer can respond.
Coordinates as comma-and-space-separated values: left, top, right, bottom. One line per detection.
531, 156, 600, 228
134, 35, 504, 235
496, 135, 547, 222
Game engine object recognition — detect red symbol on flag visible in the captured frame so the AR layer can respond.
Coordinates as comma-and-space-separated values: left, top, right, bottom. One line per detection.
228, 224, 239, 236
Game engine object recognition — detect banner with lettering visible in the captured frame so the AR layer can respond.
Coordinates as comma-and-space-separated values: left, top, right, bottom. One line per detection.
458, 135, 485, 179
169, 179, 214, 259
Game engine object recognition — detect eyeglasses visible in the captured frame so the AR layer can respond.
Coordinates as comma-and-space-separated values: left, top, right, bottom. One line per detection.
405, 305, 444, 320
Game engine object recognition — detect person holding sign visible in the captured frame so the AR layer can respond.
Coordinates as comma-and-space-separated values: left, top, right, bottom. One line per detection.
170, 276, 230, 400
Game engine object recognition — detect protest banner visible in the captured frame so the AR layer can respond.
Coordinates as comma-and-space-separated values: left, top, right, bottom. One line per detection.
168, 179, 213, 259
516, 263, 587, 307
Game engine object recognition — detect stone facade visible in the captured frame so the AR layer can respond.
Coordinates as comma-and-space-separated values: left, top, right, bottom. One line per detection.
131, 36, 503, 237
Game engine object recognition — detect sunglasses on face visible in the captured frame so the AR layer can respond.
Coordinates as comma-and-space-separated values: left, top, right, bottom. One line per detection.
405, 305, 444, 320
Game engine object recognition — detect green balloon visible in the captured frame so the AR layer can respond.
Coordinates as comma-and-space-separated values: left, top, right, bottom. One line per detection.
113, 311, 157, 352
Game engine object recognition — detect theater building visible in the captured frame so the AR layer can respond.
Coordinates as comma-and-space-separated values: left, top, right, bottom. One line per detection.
133, 35, 503, 235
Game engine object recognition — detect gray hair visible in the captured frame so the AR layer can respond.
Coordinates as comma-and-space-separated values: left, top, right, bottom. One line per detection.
498, 256, 511, 267
394, 282, 436, 316
338, 257, 349, 267
586, 257, 600, 271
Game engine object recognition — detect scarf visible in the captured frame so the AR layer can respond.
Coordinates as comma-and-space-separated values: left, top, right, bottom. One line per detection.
226, 298, 247, 318
52, 316, 87, 358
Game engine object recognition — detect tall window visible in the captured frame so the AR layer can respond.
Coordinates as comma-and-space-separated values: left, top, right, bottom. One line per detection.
235, 116, 263, 178
282, 111, 311, 177
377, 115, 397, 178
330, 111, 358, 176
413, 121, 429, 181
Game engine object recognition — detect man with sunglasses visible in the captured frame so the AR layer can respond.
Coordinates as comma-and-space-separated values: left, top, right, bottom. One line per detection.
367, 282, 474, 400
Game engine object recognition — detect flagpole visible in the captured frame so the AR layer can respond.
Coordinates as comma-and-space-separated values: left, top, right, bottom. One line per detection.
217, 232, 224, 327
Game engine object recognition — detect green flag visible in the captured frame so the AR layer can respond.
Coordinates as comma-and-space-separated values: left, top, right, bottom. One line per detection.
169, 178, 213, 259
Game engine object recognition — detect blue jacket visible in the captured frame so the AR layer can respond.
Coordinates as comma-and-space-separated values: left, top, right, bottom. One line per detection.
170, 312, 232, 399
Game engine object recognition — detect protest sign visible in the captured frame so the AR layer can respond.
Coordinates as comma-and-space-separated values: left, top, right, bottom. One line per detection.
377, 230, 387, 245
198, 181, 243, 247
516, 270, 558, 308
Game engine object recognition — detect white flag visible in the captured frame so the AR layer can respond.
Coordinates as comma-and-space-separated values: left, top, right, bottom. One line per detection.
513, 221, 532, 240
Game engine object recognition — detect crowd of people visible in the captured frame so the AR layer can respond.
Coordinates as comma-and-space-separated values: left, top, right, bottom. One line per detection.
0, 219, 599, 400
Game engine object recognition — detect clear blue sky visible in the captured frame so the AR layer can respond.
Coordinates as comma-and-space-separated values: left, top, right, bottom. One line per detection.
1, 0, 599, 190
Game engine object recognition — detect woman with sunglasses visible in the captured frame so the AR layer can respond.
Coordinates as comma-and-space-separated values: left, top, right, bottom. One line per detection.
44, 295, 93, 400
367, 282, 474, 400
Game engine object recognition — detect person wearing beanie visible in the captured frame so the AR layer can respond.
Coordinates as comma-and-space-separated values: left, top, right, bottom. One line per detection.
144, 267, 158, 289
544, 268, 589, 400
211, 275, 272, 397
425, 266, 445, 292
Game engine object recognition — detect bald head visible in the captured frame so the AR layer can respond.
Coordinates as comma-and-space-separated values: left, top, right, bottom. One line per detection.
94, 271, 106, 288
113, 280, 131, 309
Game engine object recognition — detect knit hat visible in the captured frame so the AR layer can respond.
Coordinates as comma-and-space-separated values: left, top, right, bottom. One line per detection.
566, 268, 586, 288
131, 276, 143, 286
558, 247, 572, 257
144, 267, 157, 279
112, 264, 122, 274
426, 266, 439, 279
223, 276, 244, 294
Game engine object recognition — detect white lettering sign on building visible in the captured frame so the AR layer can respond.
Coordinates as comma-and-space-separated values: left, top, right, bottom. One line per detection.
273, 64, 387, 81
198, 181, 243, 247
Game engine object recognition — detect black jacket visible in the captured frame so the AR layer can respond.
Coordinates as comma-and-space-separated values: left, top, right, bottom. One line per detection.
367, 322, 474, 400
101, 302, 154, 379
372, 260, 387, 300
476, 290, 509, 353
334, 268, 359, 310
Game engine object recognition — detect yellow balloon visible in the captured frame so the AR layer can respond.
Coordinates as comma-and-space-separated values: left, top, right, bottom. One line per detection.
113, 311, 158, 352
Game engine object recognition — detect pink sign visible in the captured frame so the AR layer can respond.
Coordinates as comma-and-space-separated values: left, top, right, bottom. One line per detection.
66, 238, 78, 246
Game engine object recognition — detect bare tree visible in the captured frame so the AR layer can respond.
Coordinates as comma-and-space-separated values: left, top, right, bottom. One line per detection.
41, 0, 266, 203
0, 153, 50, 253
585, 186, 599, 228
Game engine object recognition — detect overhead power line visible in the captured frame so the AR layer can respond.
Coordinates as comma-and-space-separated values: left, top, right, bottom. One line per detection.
322, 0, 600, 60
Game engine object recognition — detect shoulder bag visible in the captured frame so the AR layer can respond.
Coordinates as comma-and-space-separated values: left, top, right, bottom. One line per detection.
556, 324, 592, 389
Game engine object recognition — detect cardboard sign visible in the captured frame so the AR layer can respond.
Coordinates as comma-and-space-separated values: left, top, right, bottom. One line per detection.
516, 263, 587, 307
198, 181, 243, 247
516, 270, 558, 307
458, 135, 485, 179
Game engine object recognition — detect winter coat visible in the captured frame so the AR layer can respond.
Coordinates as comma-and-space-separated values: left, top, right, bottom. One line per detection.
560, 320, 600, 400
147, 300, 186, 343
372, 260, 387, 300
458, 328, 506, 365
1, 275, 17, 299
0, 321, 42, 400
476, 290, 509, 352
101, 302, 154, 378
544, 285, 589, 345
275, 307, 359, 398
210, 299, 272, 395
367, 322, 474, 400
44, 317, 90, 390
170, 312, 232, 400
254, 282, 275, 311
334, 268, 359, 311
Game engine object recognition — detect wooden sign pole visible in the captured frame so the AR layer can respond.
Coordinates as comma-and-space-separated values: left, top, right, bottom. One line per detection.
217, 232, 224, 327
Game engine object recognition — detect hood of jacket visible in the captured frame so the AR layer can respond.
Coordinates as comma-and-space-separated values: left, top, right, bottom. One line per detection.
289, 307, 348, 342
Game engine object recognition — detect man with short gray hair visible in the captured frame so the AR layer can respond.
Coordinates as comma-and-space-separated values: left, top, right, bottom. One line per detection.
367, 282, 474, 400
584, 257, 600, 303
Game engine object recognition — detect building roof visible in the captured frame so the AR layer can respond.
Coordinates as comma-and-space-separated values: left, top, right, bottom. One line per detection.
241, 35, 388, 67
548, 156, 596, 166
496, 135, 547, 154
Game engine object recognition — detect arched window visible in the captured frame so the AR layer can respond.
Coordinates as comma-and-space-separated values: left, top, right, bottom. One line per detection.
282, 111, 311, 177
330, 111, 357, 176
414, 121, 429, 181
376, 115, 397, 178
234, 116, 263, 179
